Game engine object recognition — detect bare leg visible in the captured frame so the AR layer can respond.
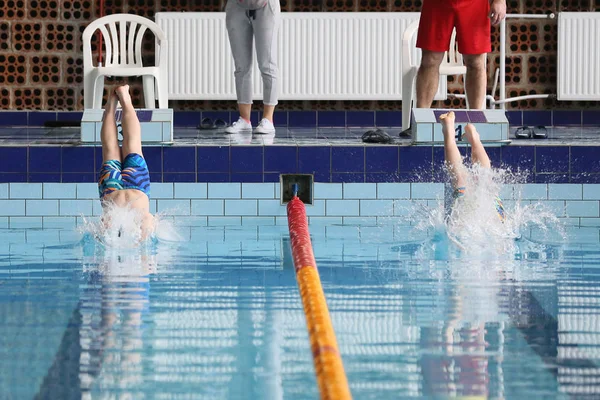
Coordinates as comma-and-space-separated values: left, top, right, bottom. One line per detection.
440, 111, 466, 189
238, 103, 252, 122
262, 104, 275, 122
115, 85, 143, 157
464, 124, 491, 168
416, 50, 445, 108
101, 93, 121, 162
463, 54, 487, 110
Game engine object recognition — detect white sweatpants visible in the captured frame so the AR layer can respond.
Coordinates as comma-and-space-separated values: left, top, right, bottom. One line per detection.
225, 0, 281, 106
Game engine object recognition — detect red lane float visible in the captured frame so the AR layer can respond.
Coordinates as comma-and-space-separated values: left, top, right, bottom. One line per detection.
286, 195, 352, 400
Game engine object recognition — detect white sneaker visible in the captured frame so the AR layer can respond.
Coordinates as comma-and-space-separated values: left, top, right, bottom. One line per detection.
225, 117, 252, 134
254, 118, 276, 134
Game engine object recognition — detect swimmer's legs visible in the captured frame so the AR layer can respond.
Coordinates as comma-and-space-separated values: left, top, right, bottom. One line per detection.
464, 124, 491, 168
101, 93, 121, 162
115, 85, 143, 158
440, 111, 466, 189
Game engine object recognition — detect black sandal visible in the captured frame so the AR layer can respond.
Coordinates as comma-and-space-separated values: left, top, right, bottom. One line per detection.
398, 127, 412, 138
199, 117, 214, 130
214, 118, 228, 129
515, 126, 533, 139
533, 125, 548, 139
362, 129, 394, 144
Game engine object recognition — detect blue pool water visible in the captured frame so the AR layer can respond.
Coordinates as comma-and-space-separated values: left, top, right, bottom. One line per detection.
1, 224, 600, 399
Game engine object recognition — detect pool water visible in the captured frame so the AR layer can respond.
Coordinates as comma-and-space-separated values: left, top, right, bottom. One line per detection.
1, 224, 599, 399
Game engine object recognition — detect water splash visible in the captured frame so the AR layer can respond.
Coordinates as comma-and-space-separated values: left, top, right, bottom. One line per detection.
408, 163, 566, 257
79, 203, 183, 249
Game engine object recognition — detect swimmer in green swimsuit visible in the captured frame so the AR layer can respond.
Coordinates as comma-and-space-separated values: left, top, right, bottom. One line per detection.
98, 85, 155, 240
440, 111, 506, 223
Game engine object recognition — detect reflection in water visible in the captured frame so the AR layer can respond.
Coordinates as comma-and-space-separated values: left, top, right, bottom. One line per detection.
80, 249, 155, 396
422, 237, 561, 399
419, 266, 500, 397
31, 233, 292, 399
328, 234, 576, 399
0, 226, 599, 398
34, 236, 165, 399
417, 259, 506, 400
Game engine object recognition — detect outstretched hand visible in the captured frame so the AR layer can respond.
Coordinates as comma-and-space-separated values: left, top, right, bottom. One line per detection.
489, 0, 506, 26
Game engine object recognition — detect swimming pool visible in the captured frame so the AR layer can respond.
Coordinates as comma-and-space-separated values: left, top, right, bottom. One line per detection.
1, 223, 599, 399
1, 113, 599, 398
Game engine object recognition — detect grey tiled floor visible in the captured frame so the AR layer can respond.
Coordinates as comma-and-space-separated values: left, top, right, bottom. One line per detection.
0, 126, 598, 146
507, 126, 600, 145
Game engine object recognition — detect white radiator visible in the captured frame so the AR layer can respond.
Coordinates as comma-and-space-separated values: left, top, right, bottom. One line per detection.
558, 12, 600, 100
155, 12, 448, 101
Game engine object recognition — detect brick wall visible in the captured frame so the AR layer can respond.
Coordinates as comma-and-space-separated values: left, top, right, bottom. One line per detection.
0, 0, 599, 111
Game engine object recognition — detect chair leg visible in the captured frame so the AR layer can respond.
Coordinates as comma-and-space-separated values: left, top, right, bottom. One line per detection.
463, 73, 471, 109
94, 77, 105, 109
142, 75, 155, 109
402, 73, 415, 131
83, 75, 94, 109
156, 74, 168, 109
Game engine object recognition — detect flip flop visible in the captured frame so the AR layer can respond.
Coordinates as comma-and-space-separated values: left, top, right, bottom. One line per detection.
199, 117, 214, 130
398, 127, 412, 138
515, 126, 533, 139
362, 129, 394, 144
214, 118, 228, 129
533, 125, 548, 139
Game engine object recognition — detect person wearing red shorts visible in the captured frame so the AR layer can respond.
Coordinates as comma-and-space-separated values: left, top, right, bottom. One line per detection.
415, 0, 506, 110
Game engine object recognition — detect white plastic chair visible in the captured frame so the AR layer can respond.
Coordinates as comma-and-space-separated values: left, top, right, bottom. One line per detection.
401, 20, 468, 131
83, 13, 168, 109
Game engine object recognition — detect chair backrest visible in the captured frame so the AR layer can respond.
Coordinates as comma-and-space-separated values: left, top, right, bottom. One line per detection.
444, 29, 464, 67
401, 20, 421, 73
82, 13, 167, 69
402, 20, 464, 70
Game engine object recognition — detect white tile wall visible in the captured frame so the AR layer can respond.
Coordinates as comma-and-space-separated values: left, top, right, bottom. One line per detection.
44, 183, 76, 199
9, 183, 42, 199
0, 183, 598, 228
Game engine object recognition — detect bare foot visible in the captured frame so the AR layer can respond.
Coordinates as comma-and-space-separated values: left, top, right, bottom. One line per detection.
463, 123, 481, 145
439, 111, 455, 122
439, 111, 455, 138
115, 85, 133, 108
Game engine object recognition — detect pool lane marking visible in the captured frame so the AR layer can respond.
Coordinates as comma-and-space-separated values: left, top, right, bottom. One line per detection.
287, 195, 352, 400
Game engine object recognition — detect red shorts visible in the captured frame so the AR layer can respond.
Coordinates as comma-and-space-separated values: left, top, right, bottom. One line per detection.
416, 0, 491, 55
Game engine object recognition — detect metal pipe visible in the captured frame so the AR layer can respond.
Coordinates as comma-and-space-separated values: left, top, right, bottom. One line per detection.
494, 94, 551, 105
506, 13, 555, 19
491, 67, 500, 102
500, 18, 506, 110
498, 13, 555, 110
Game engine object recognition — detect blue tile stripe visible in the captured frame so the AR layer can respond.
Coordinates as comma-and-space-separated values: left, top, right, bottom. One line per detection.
0, 144, 599, 184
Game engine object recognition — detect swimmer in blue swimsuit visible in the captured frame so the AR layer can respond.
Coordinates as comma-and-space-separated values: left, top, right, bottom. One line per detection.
98, 85, 154, 239
440, 111, 506, 223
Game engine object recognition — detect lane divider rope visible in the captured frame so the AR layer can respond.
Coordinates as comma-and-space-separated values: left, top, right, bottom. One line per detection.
286, 195, 352, 400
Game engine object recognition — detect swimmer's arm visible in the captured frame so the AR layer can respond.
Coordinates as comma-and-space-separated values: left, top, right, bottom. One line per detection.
141, 213, 156, 241
101, 214, 112, 229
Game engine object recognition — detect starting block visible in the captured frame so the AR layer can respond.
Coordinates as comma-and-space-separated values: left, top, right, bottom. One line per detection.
411, 109, 510, 145
81, 108, 174, 143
